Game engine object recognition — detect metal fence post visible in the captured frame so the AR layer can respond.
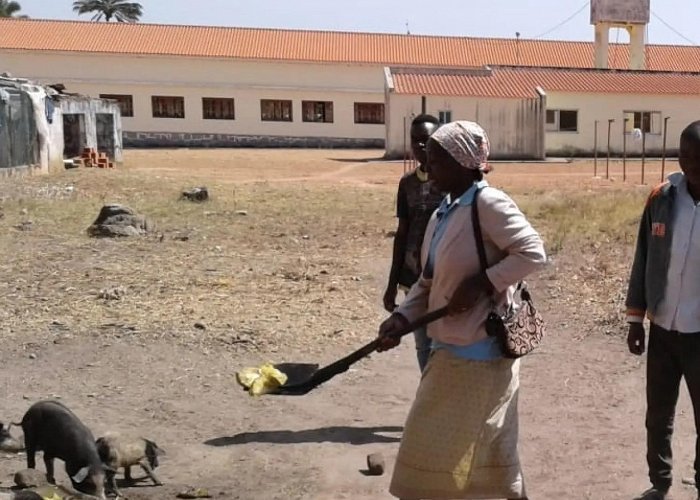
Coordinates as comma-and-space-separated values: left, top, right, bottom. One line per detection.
607, 119, 614, 180
661, 117, 670, 182
623, 118, 629, 182
642, 127, 647, 185
594, 120, 598, 177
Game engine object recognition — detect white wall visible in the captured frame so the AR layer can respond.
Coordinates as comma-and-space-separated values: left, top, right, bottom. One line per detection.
386, 92, 545, 159
545, 91, 700, 155
0, 50, 387, 141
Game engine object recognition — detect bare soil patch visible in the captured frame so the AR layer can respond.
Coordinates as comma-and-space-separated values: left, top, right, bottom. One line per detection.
0, 149, 697, 499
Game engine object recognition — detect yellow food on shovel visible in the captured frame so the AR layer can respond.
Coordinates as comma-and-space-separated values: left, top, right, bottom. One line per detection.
236, 363, 288, 396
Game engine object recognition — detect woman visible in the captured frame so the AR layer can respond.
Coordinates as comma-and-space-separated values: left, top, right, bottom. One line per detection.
377, 121, 546, 500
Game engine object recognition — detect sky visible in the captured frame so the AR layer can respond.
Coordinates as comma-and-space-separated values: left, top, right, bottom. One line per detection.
12, 0, 700, 46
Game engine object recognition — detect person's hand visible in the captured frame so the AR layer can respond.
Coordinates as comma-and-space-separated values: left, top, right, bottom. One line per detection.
628, 323, 646, 355
383, 285, 398, 313
376, 313, 409, 352
447, 273, 495, 315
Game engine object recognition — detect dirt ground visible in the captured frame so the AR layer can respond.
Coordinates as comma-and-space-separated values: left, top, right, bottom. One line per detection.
0, 149, 698, 500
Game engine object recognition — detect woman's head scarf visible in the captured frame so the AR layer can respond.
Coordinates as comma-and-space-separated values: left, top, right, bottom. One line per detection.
430, 121, 491, 172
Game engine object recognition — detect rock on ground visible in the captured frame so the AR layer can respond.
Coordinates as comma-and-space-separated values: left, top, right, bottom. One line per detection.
87, 204, 153, 238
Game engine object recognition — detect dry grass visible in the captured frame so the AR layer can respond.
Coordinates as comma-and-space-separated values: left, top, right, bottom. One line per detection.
0, 167, 395, 355
0, 150, 666, 354
520, 190, 647, 253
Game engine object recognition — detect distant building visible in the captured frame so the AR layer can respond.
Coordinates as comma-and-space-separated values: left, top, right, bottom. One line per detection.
1, 3, 698, 160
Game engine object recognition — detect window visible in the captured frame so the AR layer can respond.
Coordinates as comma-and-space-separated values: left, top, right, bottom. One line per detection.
152, 96, 185, 119
354, 103, 385, 124
438, 110, 452, 124
546, 109, 578, 132
302, 101, 333, 123
202, 98, 235, 120
624, 111, 662, 134
261, 99, 293, 122
99, 94, 133, 117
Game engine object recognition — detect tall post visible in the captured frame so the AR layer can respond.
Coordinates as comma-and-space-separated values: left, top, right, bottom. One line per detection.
661, 116, 670, 182
421, 96, 427, 115
642, 127, 647, 185
623, 118, 629, 182
594, 120, 598, 177
607, 119, 614, 180
403, 116, 407, 173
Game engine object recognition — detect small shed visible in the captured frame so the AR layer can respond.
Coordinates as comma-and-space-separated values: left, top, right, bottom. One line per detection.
0, 74, 122, 176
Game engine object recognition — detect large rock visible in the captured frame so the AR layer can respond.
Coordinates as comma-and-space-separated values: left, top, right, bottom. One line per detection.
87, 204, 153, 238
0, 491, 43, 500
14, 469, 47, 489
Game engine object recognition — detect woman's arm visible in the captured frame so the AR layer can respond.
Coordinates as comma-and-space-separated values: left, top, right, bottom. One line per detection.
478, 188, 547, 292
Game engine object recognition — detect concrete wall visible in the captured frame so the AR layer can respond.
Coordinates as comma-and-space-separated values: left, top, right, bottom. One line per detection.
0, 83, 63, 176
385, 92, 546, 160
0, 50, 386, 147
545, 91, 700, 156
57, 96, 124, 162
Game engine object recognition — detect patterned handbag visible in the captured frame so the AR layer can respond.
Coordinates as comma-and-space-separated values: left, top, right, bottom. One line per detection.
472, 187, 546, 359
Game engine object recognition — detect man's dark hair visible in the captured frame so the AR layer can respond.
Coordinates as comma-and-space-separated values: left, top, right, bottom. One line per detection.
681, 120, 700, 143
411, 114, 440, 128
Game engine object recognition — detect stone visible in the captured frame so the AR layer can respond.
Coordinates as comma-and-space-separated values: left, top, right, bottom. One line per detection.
181, 187, 209, 202
87, 204, 153, 238
98, 286, 126, 300
176, 487, 212, 499
366, 453, 385, 476
13, 221, 33, 231
14, 469, 47, 489
10, 491, 44, 500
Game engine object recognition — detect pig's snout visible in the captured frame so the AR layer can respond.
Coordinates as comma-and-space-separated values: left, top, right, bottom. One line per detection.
70, 466, 106, 499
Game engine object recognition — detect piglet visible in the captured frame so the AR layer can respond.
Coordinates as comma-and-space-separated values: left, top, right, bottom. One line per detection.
96, 433, 164, 496
0, 422, 25, 453
17, 400, 108, 499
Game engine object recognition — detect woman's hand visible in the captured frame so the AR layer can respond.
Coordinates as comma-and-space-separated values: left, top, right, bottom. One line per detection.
447, 272, 495, 315
376, 313, 410, 352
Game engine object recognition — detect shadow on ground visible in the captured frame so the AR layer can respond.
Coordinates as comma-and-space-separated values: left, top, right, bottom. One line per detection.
327, 156, 386, 163
205, 425, 403, 446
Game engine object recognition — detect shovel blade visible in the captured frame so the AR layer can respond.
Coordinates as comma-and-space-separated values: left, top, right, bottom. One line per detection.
273, 363, 319, 385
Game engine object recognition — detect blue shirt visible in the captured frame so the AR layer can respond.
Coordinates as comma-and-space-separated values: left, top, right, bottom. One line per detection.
423, 180, 502, 361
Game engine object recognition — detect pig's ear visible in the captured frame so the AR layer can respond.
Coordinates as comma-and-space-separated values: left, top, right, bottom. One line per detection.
71, 466, 90, 483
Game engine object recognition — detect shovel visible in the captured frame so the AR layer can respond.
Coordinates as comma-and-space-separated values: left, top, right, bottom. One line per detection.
263, 306, 449, 396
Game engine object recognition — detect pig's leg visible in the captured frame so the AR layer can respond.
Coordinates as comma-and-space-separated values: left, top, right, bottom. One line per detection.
25, 439, 36, 469
106, 468, 119, 497
138, 460, 162, 486
43, 455, 55, 484
124, 466, 132, 482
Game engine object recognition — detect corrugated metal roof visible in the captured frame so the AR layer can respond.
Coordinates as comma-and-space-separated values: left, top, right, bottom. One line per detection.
390, 67, 700, 97
1, 18, 700, 72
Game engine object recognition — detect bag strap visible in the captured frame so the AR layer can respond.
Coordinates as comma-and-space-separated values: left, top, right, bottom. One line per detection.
471, 186, 488, 274
472, 187, 528, 306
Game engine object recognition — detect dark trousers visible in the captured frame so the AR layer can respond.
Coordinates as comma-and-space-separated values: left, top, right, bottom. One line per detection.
646, 323, 700, 491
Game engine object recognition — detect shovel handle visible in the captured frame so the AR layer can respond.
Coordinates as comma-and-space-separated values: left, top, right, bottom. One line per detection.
272, 307, 451, 396
385, 306, 450, 340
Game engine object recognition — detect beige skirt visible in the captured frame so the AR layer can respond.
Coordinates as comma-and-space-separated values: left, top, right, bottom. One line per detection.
390, 349, 525, 499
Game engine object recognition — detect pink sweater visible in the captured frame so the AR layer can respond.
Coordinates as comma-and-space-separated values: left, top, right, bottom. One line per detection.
397, 185, 547, 347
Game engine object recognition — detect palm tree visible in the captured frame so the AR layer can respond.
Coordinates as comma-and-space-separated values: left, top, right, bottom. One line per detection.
0, 0, 28, 18
72, 0, 143, 23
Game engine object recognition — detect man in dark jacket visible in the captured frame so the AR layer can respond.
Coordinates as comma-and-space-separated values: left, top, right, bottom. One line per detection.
626, 120, 700, 500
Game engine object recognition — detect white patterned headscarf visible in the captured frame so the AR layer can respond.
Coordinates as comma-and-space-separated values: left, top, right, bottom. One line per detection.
430, 121, 491, 172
